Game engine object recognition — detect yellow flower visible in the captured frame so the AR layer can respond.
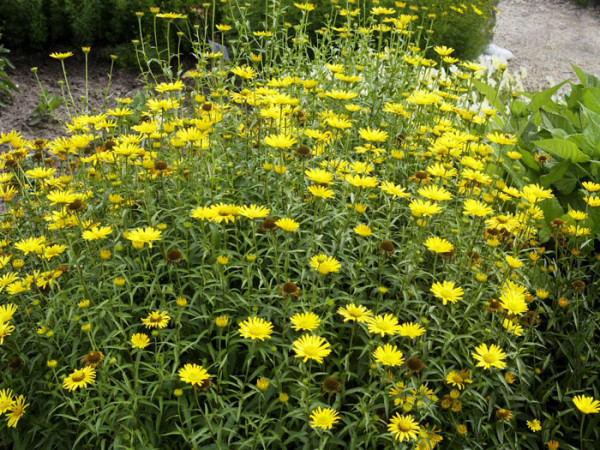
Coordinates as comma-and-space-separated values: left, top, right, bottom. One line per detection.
409, 199, 441, 217
463, 199, 493, 217
582, 181, 600, 192
131, 333, 150, 349
0, 304, 17, 324
239, 204, 270, 220
292, 334, 331, 363
275, 218, 300, 232
308, 185, 334, 199
418, 185, 451, 201
567, 209, 587, 221
290, 312, 321, 331
82, 226, 113, 241
178, 364, 210, 387
446, 369, 472, 390
584, 196, 600, 207
521, 183, 553, 204
573, 395, 600, 414
354, 224, 372, 237
345, 174, 378, 189
141, 311, 170, 329
305, 168, 334, 185
155, 80, 184, 93
309, 407, 340, 430
216, 255, 229, 265
216, 24, 232, 31
373, 344, 405, 367
0, 390, 15, 415
215, 315, 229, 327
294, 2, 316, 12
487, 132, 517, 145
124, 227, 162, 248
499, 281, 528, 316
264, 133, 298, 149
256, 378, 270, 390
15, 236, 46, 255
231, 65, 257, 79
156, 12, 187, 20
0, 323, 15, 345
239, 317, 273, 341
359, 127, 388, 142
325, 89, 357, 101
63, 366, 96, 392
309, 254, 341, 275
25, 167, 56, 179
430, 281, 463, 305
5, 395, 28, 428
423, 236, 454, 254
367, 314, 401, 337
325, 116, 353, 130
527, 419, 542, 432
471, 343, 507, 370
505, 255, 523, 269
502, 319, 523, 336
397, 322, 426, 339
337, 304, 373, 322
380, 181, 410, 199
406, 90, 441, 105
434, 45, 454, 56
209, 203, 240, 224
50, 52, 73, 60
41, 244, 66, 260
388, 413, 420, 442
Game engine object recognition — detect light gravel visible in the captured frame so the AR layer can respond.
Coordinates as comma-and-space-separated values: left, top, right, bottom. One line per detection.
493, 0, 600, 90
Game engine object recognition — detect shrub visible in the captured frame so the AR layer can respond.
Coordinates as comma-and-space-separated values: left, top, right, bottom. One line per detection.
0, 0, 496, 61
0, 0, 201, 49
0, 32, 18, 107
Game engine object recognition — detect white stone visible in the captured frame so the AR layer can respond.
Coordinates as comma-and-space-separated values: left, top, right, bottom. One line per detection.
485, 43, 514, 61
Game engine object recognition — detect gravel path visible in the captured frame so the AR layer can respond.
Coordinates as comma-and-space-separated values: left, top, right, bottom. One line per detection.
494, 0, 600, 90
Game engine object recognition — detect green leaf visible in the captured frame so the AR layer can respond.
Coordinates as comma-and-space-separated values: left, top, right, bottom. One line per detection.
535, 138, 589, 163
510, 99, 527, 117
580, 107, 600, 156
571, 64, 600, 88
540, 110, 576, 135
527, 81, 567, 113
539, 197, 565, 223
540, 160, 570, 187
554, 176, 578, 195
582, 88, 600, 114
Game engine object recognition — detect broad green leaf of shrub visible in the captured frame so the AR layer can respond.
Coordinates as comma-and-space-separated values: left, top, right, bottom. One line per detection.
578, 108, 600, 156
539, 197, 565, 227
540, 160, 571, 187
582, 87, 600, 114
571, 64, 600, 88
535, 138, 589, 163
540, 110, 577, 135
527, 81, 567, 113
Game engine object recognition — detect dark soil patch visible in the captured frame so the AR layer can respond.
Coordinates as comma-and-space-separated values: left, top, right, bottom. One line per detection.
0, 51, 143, 141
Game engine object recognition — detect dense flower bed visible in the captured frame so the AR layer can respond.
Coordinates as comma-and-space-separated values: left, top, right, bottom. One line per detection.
1, 3, 599, 449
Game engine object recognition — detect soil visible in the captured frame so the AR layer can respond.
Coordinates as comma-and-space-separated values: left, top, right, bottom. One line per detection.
0, 52, 143, 141
1, 0, 600, 139
494, 0, 600, 91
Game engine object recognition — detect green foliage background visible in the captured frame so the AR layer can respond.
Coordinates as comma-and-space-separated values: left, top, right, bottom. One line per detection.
0, 0, 496, 61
